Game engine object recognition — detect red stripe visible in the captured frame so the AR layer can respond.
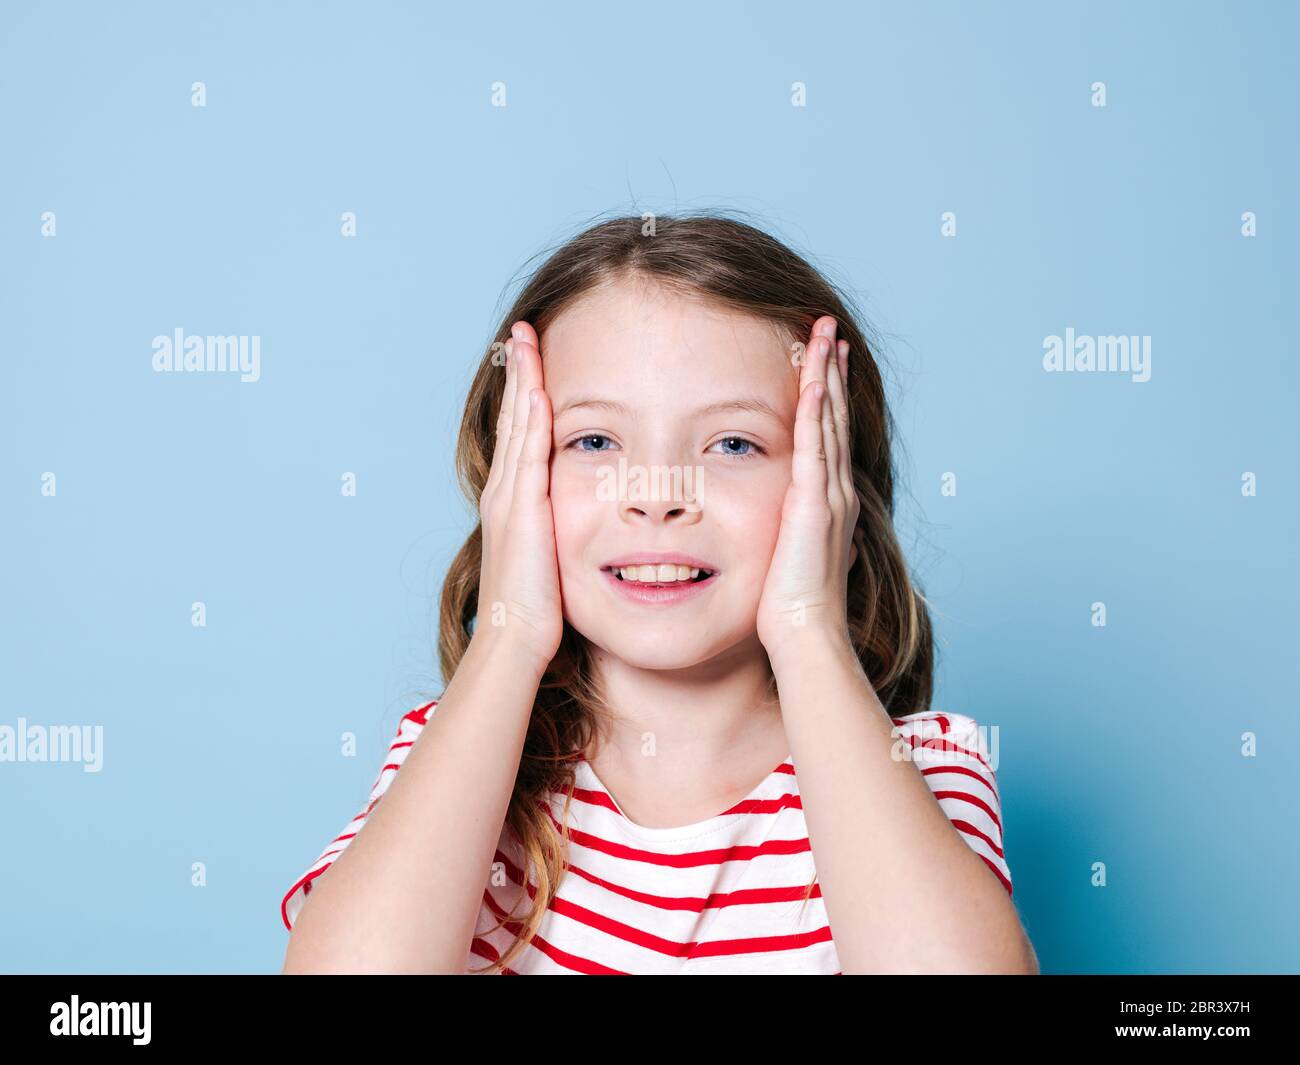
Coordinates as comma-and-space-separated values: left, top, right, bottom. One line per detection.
546, 895, 695, 956
281, 700, 438, 932
469, 936, 499, 963
404, 700, 437, 725
899, 732, 996, 776
280, 864, 332, 931
485, 847, 832, 959
563, 859, 824, 912
919, 735, 994, 772
891, 712, 951, 734
687, 924, 834, 958
570, 785, 620, 814
362, 702, 435, 792
481, 891, 629, 974
542, 893, 834, 960
570, 762, 797, 819
920, 761, 999, 801
493, 844, 824, 915
929, 788, 1003, 835
949, 817, 1006, 859
720, 793, 803, 816
466, 935, 518, 974
547, 806, 813, 868
977, 852, 1013, 896
572, 785, 803, 820
481, 874, 834, 964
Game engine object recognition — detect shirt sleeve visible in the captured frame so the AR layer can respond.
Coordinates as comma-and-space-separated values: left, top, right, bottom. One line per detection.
280, 699, 438, 932
890, 710, 1013, 897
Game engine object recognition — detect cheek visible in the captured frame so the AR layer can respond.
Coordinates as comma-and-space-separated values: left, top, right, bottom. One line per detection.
548, 462, 599, 561
710, 474, 788, 564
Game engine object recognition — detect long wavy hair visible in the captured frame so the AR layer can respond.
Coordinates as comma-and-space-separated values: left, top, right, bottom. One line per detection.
437, 211, 934, 973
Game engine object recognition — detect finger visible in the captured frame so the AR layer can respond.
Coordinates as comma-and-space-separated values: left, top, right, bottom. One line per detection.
805, 321, 839, 510
501, 325, 544, 504
790, 321, 816, 441
823, 337, 853, 507
809, 317, 835, 393
816, 331, 841, 510
792, 377, 829, 502
839, 340, 856, 508
513, 384, 553, 507
799, 315, 833, 386
484, 328, 521, 501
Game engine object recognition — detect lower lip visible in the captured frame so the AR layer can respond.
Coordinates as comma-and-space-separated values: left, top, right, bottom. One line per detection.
601, 567, 719, 604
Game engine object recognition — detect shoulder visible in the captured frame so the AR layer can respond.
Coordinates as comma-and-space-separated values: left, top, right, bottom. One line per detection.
891, 709, 1012, 895
365, 697, 441, 796
888, 709, 999, 798
889, 708, 983, 741
391, 696, 439, 740
281, 695, 444, 932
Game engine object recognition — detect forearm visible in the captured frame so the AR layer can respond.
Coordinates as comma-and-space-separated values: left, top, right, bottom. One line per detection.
769, 635, 1036, 974
282, 633, 545, 974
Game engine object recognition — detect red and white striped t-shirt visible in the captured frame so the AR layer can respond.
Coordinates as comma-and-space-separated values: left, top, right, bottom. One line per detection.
281, 700, 1012, 973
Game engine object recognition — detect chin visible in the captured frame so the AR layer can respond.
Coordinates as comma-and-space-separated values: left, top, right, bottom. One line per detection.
570, 614, 734, 671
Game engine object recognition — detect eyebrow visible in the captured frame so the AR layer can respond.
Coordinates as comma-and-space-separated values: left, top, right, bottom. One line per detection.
553, 396, 788, 426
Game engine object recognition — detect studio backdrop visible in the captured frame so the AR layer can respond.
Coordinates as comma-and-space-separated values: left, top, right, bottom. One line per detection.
2, 0, 1296, 974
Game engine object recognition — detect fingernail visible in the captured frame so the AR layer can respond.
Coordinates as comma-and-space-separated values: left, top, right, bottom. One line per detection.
511, 323, 527, 340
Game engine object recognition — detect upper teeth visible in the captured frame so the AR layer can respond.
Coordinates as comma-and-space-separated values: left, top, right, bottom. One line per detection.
613, 564, 708, 583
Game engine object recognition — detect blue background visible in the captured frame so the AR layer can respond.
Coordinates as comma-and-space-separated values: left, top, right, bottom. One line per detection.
2, 0, 1296, 974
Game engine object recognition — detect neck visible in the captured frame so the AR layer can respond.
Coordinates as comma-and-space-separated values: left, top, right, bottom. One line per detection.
584, 635, 788, 777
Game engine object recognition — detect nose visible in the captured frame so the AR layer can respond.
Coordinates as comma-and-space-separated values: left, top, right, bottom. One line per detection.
618, 496, 702, 525
615, 468, 704, 526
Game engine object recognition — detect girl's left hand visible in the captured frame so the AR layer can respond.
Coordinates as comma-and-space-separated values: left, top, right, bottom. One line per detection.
755, 316, 860, 661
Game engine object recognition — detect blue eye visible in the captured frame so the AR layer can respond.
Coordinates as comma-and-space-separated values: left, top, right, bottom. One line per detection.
564, 434, 765, 459
711, 436, 766, 459
567, 434, 614, 454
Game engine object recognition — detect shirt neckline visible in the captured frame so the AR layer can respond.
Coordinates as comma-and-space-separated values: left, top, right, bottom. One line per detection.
573, 752, 795, 842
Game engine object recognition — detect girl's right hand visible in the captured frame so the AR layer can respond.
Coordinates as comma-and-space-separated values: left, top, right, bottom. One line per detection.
474, 321, 564, 676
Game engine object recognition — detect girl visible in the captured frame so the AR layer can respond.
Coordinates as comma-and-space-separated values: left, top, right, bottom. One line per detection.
280, 213, 1037, 975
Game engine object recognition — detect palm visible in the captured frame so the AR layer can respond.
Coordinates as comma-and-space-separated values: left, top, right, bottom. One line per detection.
755, 321, 858, 655
757, 480, 837, 647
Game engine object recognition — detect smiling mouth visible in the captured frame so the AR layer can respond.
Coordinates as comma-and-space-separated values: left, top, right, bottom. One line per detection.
601, 566, 716, 585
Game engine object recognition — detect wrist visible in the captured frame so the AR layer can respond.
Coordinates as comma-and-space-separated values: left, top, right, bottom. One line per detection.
467, 629, 553, 681
764, 626, 859, 678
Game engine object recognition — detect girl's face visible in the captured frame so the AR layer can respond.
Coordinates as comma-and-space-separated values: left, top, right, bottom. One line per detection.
541, 275, 800, 670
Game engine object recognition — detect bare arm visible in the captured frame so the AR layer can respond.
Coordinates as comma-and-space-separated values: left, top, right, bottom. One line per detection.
283, 321, 562, 974
771, 637, 1037, 974
757, 319, 1035, 974
281, 633, 546, 973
